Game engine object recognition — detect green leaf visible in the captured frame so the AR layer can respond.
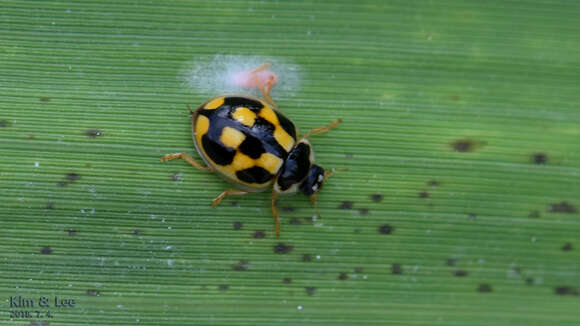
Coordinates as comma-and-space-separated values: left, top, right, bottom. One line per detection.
1, 1, 579, 325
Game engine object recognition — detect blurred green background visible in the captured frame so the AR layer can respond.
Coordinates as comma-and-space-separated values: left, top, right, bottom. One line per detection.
1, 1, 579, 325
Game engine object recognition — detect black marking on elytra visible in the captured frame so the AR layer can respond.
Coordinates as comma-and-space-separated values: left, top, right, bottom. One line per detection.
86, 129, 102, 138
283, 277, 292, 284
236, 166, 273, 184
478, 284, 492, 293
277, 142, 311, 191
454, 269, 468, 277
532, 153, 548, 165
371, 194, 383, 202
299, 164, 324, 196
202, 134, 235, 165
302, 254, 313, 262
452, 139, 475, 152
232, 260, 250, 271
218, 284, 229, 291
562, 243, 573, 251
338, 272, 348, 280
378, 224, 394, 234
392, 264, 402, 275
548, 201, 577, 213
274, 109, 297, 140
305, 287, 317, 296
339, 201, 353, 209
40, 247, 52, 255
86, 289, 100, 296
554, 286, 579, 296
238, 134, 265, 159
252, 230, 266, 239
273, 242, 293, 254
232, 221, 243, 230
223, 96, 263, 112
528, 210, 541, 218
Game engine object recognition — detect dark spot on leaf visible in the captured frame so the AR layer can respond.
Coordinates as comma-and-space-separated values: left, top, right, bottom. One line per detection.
428, 180, 440, 187
289, 218, 301, 225
305, 287, 317, 296
338, 272, 348, 280
131, 228, 140, 235
454, 269, 468, 277
371, 194, 383, 202
512, 267, 521, 275
526, 278, 534, 285
86, 129, 102, 138
282, 206, 295, 212
0, 119, 11, 127
40, 247, 52, 255
468, 214, 477, 220
548, 201, 577, 213
354, 228, 360, 233
252, 230, 266, 239
39, 97, 51, 102
232, 221, 243, 230
66, 173, 80, 182
339, 201, 353, 209
562, 243, 573, 251
451, 139, 475, 152
478, 284, 492, 293
532, 153, 548, 165
419, 191, 429, 198
354, 267, 363, 273
273, 243, 293, 254
28, 134, 36, 139
86, 289, 100, 296
57, 181, 68, 187
554, 286, 579, 296
218, 284, 229, 291
171, 172, 182, 181
392, 263, 402, 275
528, 210, 540, 218
67, 229, 77, 236
302, 254, 313, 262
232, 260, 249, 271
446, 258, 457, 266
283, 277, 292, 284
378, 224, 394, 235
358, 208, 370, 215
345, 153, 353, 159
45, 202, 55, 210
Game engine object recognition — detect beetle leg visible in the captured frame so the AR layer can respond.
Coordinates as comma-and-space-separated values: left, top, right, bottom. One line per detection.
160, 152, 213, 172
211, 189, 249, 208
310, 193, 322, 220
271, 189, 281, 237
303, 118, 343, 139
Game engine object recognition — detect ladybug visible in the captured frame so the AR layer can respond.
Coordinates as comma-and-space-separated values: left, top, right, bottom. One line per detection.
162, 64, 341, 237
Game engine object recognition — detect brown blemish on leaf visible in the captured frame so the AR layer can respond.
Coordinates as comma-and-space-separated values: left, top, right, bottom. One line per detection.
371, 194, 383, 202
40, 247, 52, 255
66, 173, 80, 182
232, 221, 243, 230
339, 201, 353, 209
273, 243, 293, 254
232, 260, 250, 271
451, 139, 482, 152
478, 284, 492, 293
338, 272, 348, 280
562, 243, 573, 251
392, 264, 402, 275
305, 287, 317, 296
86, 129, 102, 138
554, 286, 579, 296
378, 224, 394, 235
548, 201, 577, 213
454, 269, 468, 277
86, 289, 100, 296
252, 230, 266, 239
532, 153, 548, 165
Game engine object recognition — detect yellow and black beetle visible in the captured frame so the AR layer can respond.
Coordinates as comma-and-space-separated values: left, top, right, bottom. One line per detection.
162, 64, 341, 237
